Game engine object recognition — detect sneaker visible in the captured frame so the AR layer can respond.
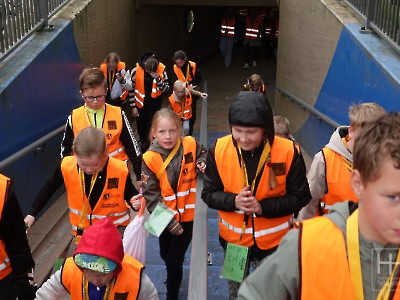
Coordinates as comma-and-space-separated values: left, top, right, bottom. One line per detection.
252, 60, 257, 67
243, 63, 249, 69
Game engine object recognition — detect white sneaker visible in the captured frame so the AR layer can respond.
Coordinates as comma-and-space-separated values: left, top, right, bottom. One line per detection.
243, 63, 250, 69
252, 60, 257, 67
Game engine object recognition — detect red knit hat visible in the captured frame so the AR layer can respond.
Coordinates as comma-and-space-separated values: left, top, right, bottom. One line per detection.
73, 217, 124, 275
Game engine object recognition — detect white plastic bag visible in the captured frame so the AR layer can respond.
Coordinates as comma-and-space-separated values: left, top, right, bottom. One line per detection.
110, 79, 123, 100
123, 197, 146, 265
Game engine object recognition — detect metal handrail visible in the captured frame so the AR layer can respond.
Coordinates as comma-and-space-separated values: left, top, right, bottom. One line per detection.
0, 125, 64, 170
0, 0, 71, 63
188, 81, 208, 300
276, 86, 340, 128
344, 0, 400, 54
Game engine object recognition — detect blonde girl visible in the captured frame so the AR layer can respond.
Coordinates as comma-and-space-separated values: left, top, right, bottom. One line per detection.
141, 108, 207, 300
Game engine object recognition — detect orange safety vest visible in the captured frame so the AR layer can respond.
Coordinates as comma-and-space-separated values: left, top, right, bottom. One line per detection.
61, 156, 130, 236
245, 16, 263, 40
300, 217, 400, 299
215, 135, 294, 250
168, 93, 192, 121
61, 254, 143, 299
173, 61, 196, 85
0, 175, 12, 280
265, 19, 274, 36
71, 104, 128, 161
100, 61, 128, 101
318, 147, 357, 215
220, 17, 236, 37
133, 62, 165, 108
143, 136, 197, 222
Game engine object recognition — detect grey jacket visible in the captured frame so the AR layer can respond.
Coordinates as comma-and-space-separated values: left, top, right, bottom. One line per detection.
238, 201, 399, 300
142, 137, 207, 214
298, 126, 352, 220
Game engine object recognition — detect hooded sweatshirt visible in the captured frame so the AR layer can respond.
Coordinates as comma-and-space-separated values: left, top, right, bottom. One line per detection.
298, 126, 353, 220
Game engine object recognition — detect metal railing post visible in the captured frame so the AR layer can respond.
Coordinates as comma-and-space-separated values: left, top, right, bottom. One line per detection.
188, 80, 208, 300
39, 0, 49, 28
365, 0, 376, 29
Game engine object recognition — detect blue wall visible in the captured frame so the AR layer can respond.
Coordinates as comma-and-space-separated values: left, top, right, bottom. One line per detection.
0, 21, 83, 214
296, 23, 400, 156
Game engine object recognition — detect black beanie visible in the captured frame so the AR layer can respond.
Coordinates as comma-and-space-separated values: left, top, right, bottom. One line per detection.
228, 91, 275, 145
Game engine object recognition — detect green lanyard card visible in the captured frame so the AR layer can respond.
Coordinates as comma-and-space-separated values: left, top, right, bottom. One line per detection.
221, 242, 250, 283
145, 202, 175, 237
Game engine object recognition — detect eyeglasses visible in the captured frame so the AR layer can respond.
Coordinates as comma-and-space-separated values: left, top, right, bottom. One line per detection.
82, 94, 106, 102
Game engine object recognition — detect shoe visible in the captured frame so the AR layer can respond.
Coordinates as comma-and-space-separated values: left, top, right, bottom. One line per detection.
224, 65, 230, 68
252, 60, 257, 67
243, 63, 249, 69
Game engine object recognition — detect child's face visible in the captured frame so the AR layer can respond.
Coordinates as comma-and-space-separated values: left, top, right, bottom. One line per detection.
232, 126, 264, 151
76, 153, 108, 175
80, 85, 107, 110
347, 125, 361, 153
174, 87, 185, 99
175, 58, 185, 68
352, 159, 400, 245
107, 63, 117, 72
154, 117, 180, 150
83, 269, 113, 288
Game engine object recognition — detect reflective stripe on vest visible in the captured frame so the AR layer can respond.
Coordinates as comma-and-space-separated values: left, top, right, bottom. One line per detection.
215, 135, 294, 249
0, 175, 12, 280
61, 156, 130, 236
134, 63, 165, 108
62, 255, 143, 299
319, 147, 357, 215
143, 136, 197, 222
221, 18, 236, 37
71, 104, 128, 161
220, 216, 293, 237
109, 146, 125, 158
168, 93, 193, 121
245, 16, 263, 40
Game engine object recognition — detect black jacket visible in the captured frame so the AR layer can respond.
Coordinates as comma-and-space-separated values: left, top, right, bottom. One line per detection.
202, 136, 311, 218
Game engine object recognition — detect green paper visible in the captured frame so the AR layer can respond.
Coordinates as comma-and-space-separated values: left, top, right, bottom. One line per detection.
221, 243, 249, 283
53, 258, 65, 273
145, 202, 175, 237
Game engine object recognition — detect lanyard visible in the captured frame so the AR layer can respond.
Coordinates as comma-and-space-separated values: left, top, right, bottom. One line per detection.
107, 70, 115, 90
84, 105, 105, 129
82, 274, 116, 300
156, 138, 181, 181
237, 141, 271, 239
75, 169, 98, 244
347, 209, 400, 300
342, 157, 353, 172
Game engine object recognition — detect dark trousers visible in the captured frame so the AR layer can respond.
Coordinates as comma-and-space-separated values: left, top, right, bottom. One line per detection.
136, 97, 162, 152
159, 221, 193, 300
0, 273, 16, 299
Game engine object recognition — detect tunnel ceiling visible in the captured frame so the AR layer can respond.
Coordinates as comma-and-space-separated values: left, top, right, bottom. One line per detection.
139, 0, 278, 6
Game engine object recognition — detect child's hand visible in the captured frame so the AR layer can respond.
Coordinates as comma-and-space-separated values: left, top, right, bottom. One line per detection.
132, 107, 139, 117
200, 92, 208, 98
150, 72, 160, 80
196, 162, 206, 172
130, 194, 144, 210
24, 215, 35, 231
